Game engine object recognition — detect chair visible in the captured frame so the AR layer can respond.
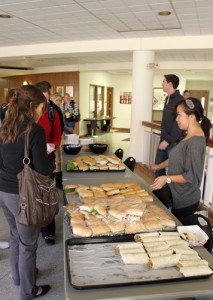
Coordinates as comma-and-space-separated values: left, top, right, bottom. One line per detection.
114, 148, 124, 160
187, 213, 213, 253
124, 156, 136, 172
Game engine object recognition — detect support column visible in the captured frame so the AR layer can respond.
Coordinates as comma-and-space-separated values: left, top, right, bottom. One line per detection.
129, 50, 155, 162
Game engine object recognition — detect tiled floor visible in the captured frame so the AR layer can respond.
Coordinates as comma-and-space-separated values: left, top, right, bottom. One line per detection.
0, 131, 130, 300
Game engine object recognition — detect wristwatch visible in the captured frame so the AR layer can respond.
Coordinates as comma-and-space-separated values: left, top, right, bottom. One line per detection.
166, 176, 172, 184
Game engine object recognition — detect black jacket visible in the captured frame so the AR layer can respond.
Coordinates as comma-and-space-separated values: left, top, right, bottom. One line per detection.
49, 100, 64, 134
160, 90, 184, 144
0, 122, 55, 194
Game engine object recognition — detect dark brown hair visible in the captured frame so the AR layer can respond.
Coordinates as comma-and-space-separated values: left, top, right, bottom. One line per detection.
0, 85, 46, 143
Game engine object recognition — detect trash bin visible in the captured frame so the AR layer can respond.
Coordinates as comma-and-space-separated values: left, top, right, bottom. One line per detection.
87, 124, 92, 135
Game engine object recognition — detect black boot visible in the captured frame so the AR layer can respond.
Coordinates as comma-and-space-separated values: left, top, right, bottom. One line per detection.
54, 172, 63, 190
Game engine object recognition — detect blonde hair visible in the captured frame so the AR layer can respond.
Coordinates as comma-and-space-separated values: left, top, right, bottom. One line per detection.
50, 93, 62, 102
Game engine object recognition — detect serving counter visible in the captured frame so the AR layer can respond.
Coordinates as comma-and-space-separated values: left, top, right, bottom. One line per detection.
62, 150, 213, 300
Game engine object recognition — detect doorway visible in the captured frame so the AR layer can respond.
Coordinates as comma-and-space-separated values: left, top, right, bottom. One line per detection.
189, 90, 209, 116
106, 87, 114, 128
89, 85, 104, 118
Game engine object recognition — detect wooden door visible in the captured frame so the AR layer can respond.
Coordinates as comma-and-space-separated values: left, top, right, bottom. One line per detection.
189, 90, 209, 116
106, 87, 113, 128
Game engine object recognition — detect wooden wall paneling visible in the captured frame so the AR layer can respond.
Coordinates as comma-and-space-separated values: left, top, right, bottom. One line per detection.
0, 71, 80, 133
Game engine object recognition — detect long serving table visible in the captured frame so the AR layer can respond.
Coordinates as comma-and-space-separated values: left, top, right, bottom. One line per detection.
62, 150, 213, 300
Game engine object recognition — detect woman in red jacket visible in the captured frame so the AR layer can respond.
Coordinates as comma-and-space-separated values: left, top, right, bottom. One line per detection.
37, 82, 62, 246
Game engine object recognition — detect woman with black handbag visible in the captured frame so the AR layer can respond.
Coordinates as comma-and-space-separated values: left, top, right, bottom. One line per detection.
0, 85, 55, 299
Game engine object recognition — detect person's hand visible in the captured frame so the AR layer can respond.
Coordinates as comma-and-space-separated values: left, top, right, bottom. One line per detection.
149, 164, 158, 172
158, 140, 169, 150
68, 128, 74, 134
150, 176, 166, 191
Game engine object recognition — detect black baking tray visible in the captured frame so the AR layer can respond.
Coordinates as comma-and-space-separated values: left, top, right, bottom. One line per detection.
66, 169, 125, 172
66, 238, 213, 290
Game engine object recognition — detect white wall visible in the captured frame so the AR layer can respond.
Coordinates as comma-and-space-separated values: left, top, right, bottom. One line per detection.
79, 71, 112, 136
111, 73, 132, 129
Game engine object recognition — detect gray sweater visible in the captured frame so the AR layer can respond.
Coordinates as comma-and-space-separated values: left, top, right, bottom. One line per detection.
168, 136, 206, 209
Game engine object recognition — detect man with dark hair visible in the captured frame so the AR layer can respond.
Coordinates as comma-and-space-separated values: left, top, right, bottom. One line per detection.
183, 89, 190, 99
152, 74, 184, 208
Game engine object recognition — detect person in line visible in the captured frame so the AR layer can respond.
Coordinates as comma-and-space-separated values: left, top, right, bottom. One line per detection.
0, 89, 15, 127
150, 98, 211, 225
0, 240, 9, 249
153, 74, 185, 208
62, 93, 80, 131
183, 89, 190, 100
35, 82, 62, 245
0, 90, 15, 250
0, 85, 54, 299
50, 92, 73, 189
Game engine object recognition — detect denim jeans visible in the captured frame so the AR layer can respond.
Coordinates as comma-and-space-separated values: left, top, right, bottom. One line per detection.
155, 142, 178, 177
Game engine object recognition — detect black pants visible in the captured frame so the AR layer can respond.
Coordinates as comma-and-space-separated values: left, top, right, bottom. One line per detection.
152, 185, 172, 209
41, 219, 55, 238
171, 202, 199, 225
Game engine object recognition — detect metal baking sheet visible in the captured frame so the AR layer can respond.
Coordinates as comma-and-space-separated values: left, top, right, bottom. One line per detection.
66, 169, 125, 172
66, 239, 213, 290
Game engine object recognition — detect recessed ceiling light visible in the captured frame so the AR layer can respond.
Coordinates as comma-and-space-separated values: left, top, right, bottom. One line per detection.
0, 14, 11, 19
158, 11, 171, 16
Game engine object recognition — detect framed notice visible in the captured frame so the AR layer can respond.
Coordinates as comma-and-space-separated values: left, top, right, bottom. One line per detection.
153, 88, 167, 110
66, 86, 73, 97
56, 86, 64, 96
120, 92, 132, 104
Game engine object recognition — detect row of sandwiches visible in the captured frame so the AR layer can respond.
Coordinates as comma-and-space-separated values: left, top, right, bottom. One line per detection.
65, 182, 154, 204
66, 155, 126, 171
66, 201, 176, 237
116, 232, 213, 277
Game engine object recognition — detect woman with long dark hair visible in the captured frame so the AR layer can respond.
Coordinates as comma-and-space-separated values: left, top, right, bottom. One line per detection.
150, 98, 211, 225
0, 85, 54, 299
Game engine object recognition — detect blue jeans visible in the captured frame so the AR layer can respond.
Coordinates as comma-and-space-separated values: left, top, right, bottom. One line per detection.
0, 191, 39, 299
155, 142, 177, 177
65, 120, 75, 129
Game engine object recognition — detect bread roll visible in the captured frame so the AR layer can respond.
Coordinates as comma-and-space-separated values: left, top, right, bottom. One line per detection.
107, 189, 120, 196
148, 254, 180, 269
108, 209, 126, 221
117, 242, 144, 249
125, 221, 146, 234
144, 220, 163, 232
79, 204, 94, 213
160, 219, 176, 230
180, 265, 213, 277
125, 207, 144, 217
89, 224, 110, 236
107, 221, 125, 235
106, 156, 120, 164
148, 249, 174, 258
93, 204, 107, 217
178, 259, 208, 268
121, 252, 149, 265
90, 186, 104, 192
72, 224, 92, 237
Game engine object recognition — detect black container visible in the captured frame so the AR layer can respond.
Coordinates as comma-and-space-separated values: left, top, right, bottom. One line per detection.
89, 143, 108, 154
62, 144, 82, 155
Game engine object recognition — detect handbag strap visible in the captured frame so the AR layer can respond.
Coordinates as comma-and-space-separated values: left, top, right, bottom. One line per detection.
23, 132, 30, 166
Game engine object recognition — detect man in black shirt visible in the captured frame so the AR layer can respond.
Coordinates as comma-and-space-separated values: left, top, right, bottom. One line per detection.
153, 74, 184, 208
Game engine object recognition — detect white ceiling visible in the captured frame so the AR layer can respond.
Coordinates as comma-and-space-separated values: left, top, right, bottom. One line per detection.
1, 0, 213, 75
